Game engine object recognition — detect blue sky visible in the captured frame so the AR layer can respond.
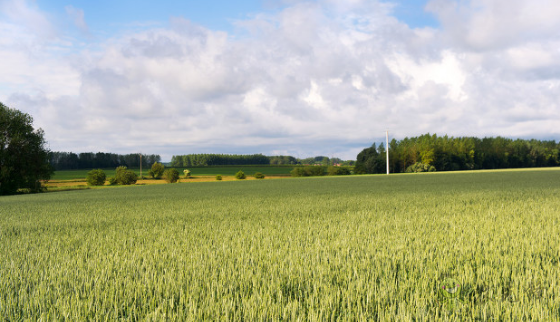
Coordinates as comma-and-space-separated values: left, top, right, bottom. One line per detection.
41, 0, 266, 33
1, 0, 559, 160
34, 0, 439, 37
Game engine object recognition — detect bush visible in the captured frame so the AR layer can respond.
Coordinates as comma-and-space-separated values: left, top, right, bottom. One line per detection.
234, 170, 246, 180
183, 169, 191, 178
290, 166, 325, 177
148, 162, 165, 179
108, 177, 117, 185
327, 166, 352, 176
86, 169, 106, 186
405, 162, 436, 173
216, 175, 222, 181
290, 167, 306, 177
114, 166, 138, 185
254, 172, 265, 179
163, 168, 180, 183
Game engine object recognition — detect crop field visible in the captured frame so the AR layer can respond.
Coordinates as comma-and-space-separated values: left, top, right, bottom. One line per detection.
50, 165, 294, 181
1, 169, 560, 320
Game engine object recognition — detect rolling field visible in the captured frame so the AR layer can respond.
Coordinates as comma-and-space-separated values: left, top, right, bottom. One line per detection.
1, 169, 560, 320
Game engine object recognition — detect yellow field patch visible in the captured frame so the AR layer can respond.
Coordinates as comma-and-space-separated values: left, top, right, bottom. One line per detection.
44, 175, 290, 190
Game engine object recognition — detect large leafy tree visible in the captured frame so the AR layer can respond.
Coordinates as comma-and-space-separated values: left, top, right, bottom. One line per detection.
354, 143, 386, 174
0, 102, 53, 195
148, 162, 165, 179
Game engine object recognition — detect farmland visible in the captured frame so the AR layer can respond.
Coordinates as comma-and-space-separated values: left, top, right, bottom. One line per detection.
1, 169, 560, 320
49, 165, 294, 181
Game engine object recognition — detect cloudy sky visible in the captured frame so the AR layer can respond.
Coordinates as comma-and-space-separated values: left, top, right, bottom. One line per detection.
1, 0, 559, 161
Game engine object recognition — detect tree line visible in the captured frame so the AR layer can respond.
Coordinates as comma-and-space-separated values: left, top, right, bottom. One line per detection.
48, 152, 161, 170
355, 133, 560, 174
170, 154, 270, 167
170, 154, 355, 167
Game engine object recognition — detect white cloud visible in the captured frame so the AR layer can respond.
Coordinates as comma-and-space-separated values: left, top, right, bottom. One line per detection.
0, 0, 56, 38
65, 5, 89, 35
1, 0, 560, 160
426, 0, 560, 51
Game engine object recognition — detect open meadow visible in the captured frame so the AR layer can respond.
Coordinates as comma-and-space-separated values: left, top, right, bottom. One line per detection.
1, 169, 560, 320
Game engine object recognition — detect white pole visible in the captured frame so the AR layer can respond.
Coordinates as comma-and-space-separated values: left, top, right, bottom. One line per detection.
386, 130, 389, 175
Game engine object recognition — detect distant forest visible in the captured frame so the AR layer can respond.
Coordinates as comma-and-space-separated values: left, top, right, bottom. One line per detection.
169, 154, 353, 167
356, 134, 560, 174
48, 152, 353, 171
170, 154, 307, 167
48, 152, 161, 170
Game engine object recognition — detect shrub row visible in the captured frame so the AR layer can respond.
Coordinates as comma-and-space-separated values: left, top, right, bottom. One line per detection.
87, 168, 267, 185
290, 166, 352, 177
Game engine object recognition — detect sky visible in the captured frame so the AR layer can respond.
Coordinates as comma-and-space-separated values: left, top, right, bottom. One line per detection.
1, 0, 560, 161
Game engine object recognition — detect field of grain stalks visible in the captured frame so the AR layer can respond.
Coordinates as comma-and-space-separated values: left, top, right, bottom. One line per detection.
1, 169, 560, 320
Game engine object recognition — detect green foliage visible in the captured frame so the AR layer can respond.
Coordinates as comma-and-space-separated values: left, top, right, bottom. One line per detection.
269, 155, 297, 165
148, 162, 165, 179
290, 166, 325, 177
253, 172, 265, 179
108, 177, 117, 185
183, 169, 191, 178
234, 170, 246, 179
86, 169, 106, 186
171, 154, 270, 167
327, 166, 352, 175
0, 102, 53, 195
357, 133, 560, 174
1, 169, 560, 320
50, 166, 294, 181
290, 167, 305, 177
163, 168, 180, 183
48, 152, 161, 171
114, 166, 138, 185
215, 175, 222, 181
405, 162, 436, 173
354, 143, 386, 174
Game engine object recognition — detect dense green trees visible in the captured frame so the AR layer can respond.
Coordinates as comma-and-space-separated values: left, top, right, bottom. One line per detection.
49, 152, 160, 170
327, 166, 352, 175
170, 153, 354, 167
1, 103, 53, 195
405, 162, 436, 173
356, 133, 560, 174
290, 166, 325, 177
171, 154, 270, 167
269, 155, 297, 165
354, 143, 386, 174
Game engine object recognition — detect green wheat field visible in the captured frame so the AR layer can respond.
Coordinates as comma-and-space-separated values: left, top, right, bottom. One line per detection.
1, 169, 560, 320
